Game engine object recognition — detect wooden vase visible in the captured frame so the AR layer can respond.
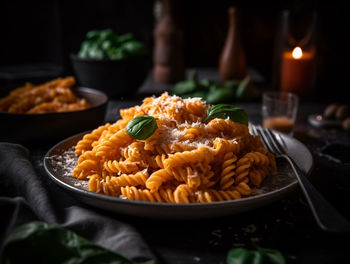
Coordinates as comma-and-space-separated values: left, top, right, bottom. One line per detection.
153, 0, 185, 84
219, 6, 247, 82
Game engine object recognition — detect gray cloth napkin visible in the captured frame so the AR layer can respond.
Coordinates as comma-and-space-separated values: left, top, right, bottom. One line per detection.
0, 142, 154, 262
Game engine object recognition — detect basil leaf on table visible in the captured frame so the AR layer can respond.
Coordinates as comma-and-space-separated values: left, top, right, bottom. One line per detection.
224, 79, 240, 89
1, 221, 148, 264
172, 70, 259, 103
227, 247, 286, 264
198, 78, 212, 88
172, 71, 199, 95
205, 79, 238, 104
126, 116, 158, 140
188, 70, 198, 82
206, 86, 235, 104
172, 80, 198, 95
202, 104, 248, 126
235, 75, 251, 100
189, 91, 208, 99
235, 75, 260, 101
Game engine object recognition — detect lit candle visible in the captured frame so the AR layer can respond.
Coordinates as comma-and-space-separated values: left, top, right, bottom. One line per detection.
280, 46, 314, 98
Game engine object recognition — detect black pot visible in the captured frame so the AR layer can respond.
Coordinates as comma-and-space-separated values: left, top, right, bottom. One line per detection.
70, 54, 149, 98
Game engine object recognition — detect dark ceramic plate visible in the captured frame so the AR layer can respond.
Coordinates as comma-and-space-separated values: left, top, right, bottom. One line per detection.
0, 87, 108, 143
43, 128, 313, 219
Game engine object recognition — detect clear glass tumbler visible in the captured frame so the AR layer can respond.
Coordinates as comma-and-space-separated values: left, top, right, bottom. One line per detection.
262, 91, 299, 135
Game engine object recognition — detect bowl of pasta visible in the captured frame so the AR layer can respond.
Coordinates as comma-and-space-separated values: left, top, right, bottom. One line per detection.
0, 77, 108, 143
44, 93, 313, 218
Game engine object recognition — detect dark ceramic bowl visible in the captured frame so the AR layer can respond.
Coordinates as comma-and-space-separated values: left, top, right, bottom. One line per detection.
0, 87, 108, 144
70, 54, 149, 98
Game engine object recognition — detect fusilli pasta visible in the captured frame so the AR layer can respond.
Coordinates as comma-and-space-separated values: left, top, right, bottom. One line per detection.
72, 93, 276, 203
0, 77, 91, 114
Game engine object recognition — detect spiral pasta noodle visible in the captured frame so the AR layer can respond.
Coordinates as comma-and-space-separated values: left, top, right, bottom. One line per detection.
72, 93, 277, 203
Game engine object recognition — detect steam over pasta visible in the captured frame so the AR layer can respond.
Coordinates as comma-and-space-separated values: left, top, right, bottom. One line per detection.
73, 93, 276, 203
0, 77, 90, 114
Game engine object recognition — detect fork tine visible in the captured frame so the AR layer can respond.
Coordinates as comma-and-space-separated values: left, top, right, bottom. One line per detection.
262, 128, 281, 154
255, 125, 277, 154
265, 129, 285, 154
251, 125, 266, 147
248, 123, 254, 134
252, 125, 266, 148
250, 124, 258, 136
275, 131, 288, 150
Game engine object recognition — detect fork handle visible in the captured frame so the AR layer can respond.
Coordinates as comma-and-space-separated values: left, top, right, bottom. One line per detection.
283, 154, 350, 234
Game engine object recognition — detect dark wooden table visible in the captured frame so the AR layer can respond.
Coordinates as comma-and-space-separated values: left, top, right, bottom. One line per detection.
28, 69, 350, 264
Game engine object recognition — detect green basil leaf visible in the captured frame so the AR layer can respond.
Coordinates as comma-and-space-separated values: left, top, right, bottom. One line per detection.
122, 41, 146, 56
78, 29, 146, 60
227, 247, 285, 264
202, 104, 248, 126
172, 71, 199, 95
88, 47, 104, 59
99, 28, 115, 40
206, 86, 235, 104
189, 91, 208, 99
235, 75, 251, 100
188, 70, 198, 82
227, 248, 260, 264
223, 80, 240, 89
177, 91, 208, 101
86, 30, 100, 40
102, 40, 113, 50
1, 221, 139, 264
117, 33, 134, 44
257, 247, 286, 264
126, 116, 158, 140
173, 80, 198, 95
235, 75, 260, 101
198, 78, 211, 88
108, 48, 128, 60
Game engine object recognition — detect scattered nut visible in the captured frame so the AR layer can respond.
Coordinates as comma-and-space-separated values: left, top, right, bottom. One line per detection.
335, 105, 350, 120
342, 117, 350, 132
324, 103, 339, 119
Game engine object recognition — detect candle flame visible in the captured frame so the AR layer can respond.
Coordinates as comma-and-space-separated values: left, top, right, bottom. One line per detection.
292, 47, 303, 59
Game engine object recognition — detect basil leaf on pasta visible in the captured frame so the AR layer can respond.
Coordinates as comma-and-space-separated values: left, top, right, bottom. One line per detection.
126, 116, 158, 140
203, 104, 248, 126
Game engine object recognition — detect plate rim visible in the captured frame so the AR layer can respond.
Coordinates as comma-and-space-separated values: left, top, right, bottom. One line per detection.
43, 128, 314, 209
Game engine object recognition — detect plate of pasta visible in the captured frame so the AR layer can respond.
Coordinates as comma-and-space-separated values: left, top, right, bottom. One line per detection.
44, 93, 313, 219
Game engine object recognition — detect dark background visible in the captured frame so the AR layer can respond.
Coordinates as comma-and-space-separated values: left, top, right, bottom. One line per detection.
1, 2, 350, 263
0, 0, 349, 102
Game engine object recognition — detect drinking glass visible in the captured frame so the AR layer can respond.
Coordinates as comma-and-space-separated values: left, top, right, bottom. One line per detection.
262, 91, 298, 135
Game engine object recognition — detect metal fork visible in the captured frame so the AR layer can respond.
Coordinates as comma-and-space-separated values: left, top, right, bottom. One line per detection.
251, 125, 350, 234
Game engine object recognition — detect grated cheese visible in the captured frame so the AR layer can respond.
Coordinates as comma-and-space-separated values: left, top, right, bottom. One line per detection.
45, 147, 89, 188
46, 147, 77, 177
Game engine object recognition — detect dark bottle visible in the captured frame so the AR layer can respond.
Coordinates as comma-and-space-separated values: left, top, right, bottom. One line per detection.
153, 0, 185, 84
219, 6, 247, 82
